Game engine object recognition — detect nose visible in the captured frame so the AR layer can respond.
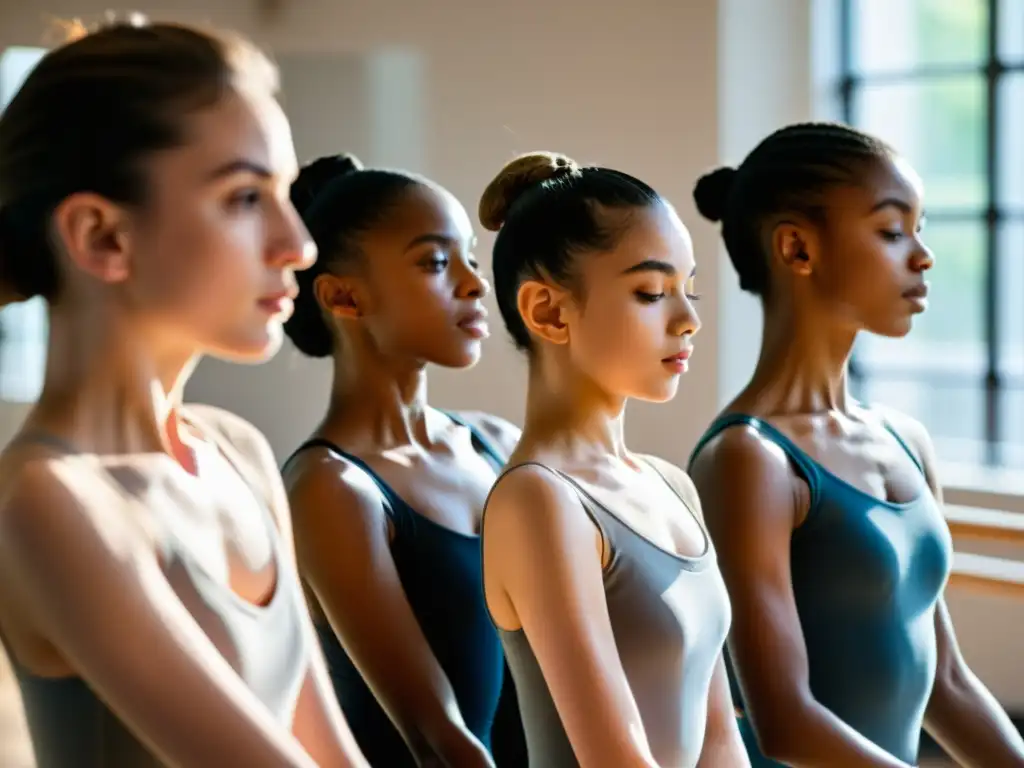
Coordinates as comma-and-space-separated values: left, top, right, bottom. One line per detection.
269, 200, 317, 271
912, 241, 934, 273
671, 295, 701, 338
455, 259, 490, 300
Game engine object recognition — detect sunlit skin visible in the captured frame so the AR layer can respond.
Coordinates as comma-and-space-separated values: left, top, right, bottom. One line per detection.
483, 200, 751, 767
691, 152, 1024, 768
0, 84, 370, 768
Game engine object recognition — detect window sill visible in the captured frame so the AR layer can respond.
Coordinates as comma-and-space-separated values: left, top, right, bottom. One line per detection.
940, 462, 1024, 514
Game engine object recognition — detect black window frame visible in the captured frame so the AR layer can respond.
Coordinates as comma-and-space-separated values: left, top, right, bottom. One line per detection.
839, 0, 1022, 466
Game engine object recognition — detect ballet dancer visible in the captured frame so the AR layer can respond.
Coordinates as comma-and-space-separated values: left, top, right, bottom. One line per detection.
281, 154, 525, 767
479, 151, 749, 767
689, 122, 1024, 767
0, 19, 369, 768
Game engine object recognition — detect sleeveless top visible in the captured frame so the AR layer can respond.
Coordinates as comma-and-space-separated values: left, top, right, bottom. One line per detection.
285, 413, 524, 768
689, 413, 953, 766
4, 418, 311, 768
494, 460, 733, 768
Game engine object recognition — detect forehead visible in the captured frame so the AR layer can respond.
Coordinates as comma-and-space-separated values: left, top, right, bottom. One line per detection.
825, 155, 924, 216
593, 202, 695, 274
148, 88, 298, 185
367, 183, 474, 243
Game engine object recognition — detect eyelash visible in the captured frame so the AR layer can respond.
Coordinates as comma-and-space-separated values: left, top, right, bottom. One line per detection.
423, 255, 480, 273
634, 291, 702, 303
228, 188, 262, 209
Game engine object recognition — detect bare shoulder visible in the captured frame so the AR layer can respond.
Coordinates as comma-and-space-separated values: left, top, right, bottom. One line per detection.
452, 410, 521, 460
284, 445, 388, 534
485, 463, 592, 549
688, 419, 802, 529
184, 404, 276, 472
870, 404, 934, 463
0, 455, 153, 586
638, 454, 702, 515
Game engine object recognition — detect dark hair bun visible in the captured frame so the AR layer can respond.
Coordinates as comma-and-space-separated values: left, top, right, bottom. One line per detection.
479, 151, 580, 232
290, 153, 363, 214
692, 166, 738, 223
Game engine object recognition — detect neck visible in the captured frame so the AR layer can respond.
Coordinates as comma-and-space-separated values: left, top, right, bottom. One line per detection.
324, 339, 433, 449
522, 352, 629, 460
31, 300, 198, 456
746, 300, 858, 415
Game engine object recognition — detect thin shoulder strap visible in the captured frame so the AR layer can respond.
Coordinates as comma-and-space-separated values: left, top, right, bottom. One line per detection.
880, 420, 926, 475
444, 410, 506, 469
688, 412, 823, 510
285, 437, 402, 524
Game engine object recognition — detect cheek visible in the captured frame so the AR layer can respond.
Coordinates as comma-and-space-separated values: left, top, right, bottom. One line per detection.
576, 297, 662, 364
133, 212, 264, 322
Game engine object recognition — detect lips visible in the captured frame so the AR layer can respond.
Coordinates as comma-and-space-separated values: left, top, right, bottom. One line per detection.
662, 349, 692, 363
903, 283, 929, 299
457, 307, 490, 339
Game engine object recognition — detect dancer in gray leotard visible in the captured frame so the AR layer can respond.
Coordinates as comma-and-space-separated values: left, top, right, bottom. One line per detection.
478, 152, 748, 767
0, 19, 367, 768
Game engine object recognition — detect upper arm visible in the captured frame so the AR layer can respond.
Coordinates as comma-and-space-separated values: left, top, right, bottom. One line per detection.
286, 454, 472, 753
0, 461, 317, 768
483, 466, 657, 768
454, 411, 521, 461
688, 430, 814, 738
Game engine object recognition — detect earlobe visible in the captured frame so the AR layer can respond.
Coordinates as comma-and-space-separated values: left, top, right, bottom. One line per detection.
517, 279, 569, 346
314, 272, 365, 320
51, 193, 132, 284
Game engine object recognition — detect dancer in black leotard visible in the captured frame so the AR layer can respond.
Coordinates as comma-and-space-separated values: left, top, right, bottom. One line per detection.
280, 155, 525, 767
0, 19, 367, 768
689, 122, 1024, 767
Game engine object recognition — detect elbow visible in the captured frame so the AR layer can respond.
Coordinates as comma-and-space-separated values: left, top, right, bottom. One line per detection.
404, 720, 492, 768
742, 704, 816, 765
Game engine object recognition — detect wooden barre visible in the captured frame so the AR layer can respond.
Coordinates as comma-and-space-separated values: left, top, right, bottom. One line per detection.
944, 504, 1024, 543
949, 552, 1024, 597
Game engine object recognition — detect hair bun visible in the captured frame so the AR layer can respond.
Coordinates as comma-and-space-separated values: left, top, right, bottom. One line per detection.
478, 151, 580, 232
291, 153, 363, 213
692, 166, 738, 223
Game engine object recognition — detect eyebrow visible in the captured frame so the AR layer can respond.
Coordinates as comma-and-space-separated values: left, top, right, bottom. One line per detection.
206, 159, 273, 182
621, 260, 696, 278
869, 197, 914, 215
404, 233, 476, 251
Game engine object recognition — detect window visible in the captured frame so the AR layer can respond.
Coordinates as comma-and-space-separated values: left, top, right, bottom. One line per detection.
0, 47, 47, 404
838, 0, 1024, 467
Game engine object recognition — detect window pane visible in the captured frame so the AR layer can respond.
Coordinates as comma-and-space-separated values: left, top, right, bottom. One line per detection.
999, 387, 1024, 467
852, 77, 986, 209
997, 74, 1024, 210
859, 377, 986, 465
856, 220, 987, 372
998, 0, 1024, 63
852, 0, 987, 74
0, 298, 47, 404
996, 223, 1024, 376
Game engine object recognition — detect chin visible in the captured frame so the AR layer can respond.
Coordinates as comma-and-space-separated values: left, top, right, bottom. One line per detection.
632, 378, 682, 404
871, 316, 915, 339
207, 326, 285, 364
432, 341, 484, 370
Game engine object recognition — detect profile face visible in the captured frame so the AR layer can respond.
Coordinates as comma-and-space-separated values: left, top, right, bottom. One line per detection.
564, 201, 701, 403
355, 183, 490, 369
123, 88, 315, 364
811, 155, 934, 338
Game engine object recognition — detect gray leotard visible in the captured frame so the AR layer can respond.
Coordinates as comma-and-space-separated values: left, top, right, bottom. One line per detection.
494, 461, 732, 767
2, 422, 311, 767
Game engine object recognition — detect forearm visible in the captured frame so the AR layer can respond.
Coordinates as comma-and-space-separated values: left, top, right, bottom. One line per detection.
698, 717, 750, 768
754, 702, 913, 768
926, 668, 1024, 768
412, 722, 494, 768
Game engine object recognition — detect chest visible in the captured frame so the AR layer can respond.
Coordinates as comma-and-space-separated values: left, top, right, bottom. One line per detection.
362, 443, 498, 537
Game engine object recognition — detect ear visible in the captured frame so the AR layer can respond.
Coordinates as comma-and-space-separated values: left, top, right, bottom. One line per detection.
517, 278, 571, 346
313, 272, 370, 321
50, 192, 133, 285
771, 222, 818, 279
